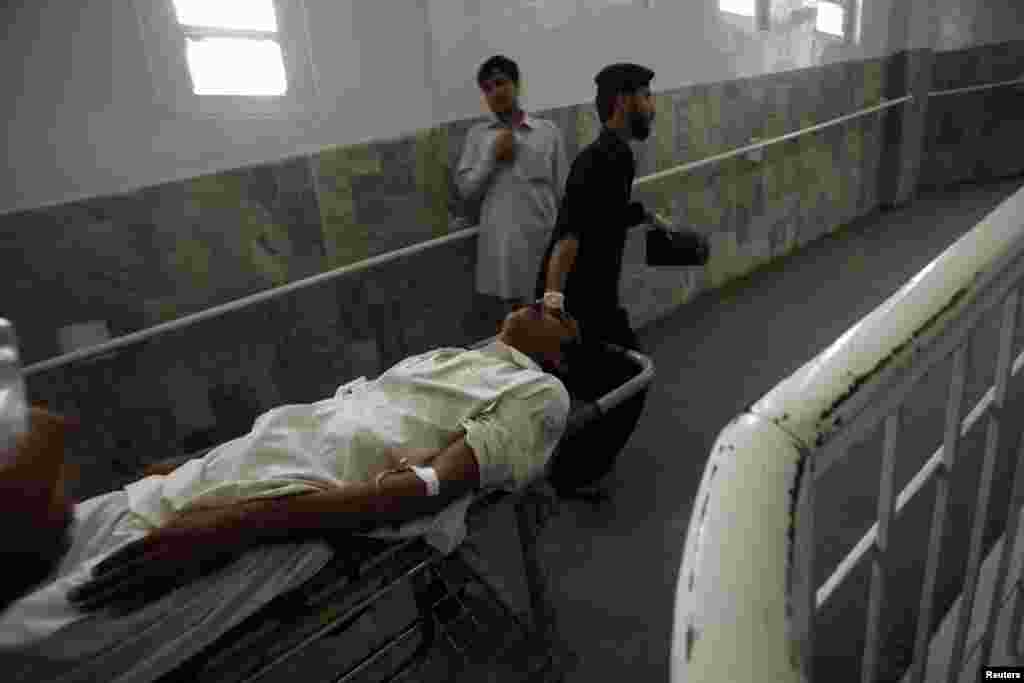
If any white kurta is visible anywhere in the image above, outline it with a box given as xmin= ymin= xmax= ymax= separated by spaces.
xmin=457 ymin=114 xmax=569 ymax=301
xmin=124 ymin=340 xmax=570 ymax=527
xmin=0 ymin=341 xmax=570 ymax=648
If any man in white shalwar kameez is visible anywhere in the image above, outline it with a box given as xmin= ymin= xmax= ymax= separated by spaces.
xmin=457 ymin=55 xmax=569 ymax=315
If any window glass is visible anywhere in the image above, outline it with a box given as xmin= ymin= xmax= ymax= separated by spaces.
xmin=172 ymin=0 xmax=278 ymax=31
xmin=185 ymin=37 xmax=287 ymax=96
xmin=719 ymin=0 xmax=756 ymax=17
xmin=816 ymin=1 xmax=845 ymax=36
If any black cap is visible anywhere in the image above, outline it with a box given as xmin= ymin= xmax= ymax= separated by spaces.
xmin=594 ymin=63 xmax=655 ymax=96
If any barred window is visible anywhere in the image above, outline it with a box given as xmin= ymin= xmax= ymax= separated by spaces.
xmin=171 ymin=0 xmax=287 ymax=96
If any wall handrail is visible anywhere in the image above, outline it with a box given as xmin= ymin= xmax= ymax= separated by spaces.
xmin=928 ymin=76 xmax=1024 ymax=98
xmin=24 ymin=226 xmax=479 ymax=376
xmin=22 ymin=95 xmax=912 ymax=377
xmin=634 ymin=95 xmax=912 ymax=187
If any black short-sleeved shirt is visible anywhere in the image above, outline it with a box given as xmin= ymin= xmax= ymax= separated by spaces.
xmin=535 ymin=126 xmax=648 ymax=317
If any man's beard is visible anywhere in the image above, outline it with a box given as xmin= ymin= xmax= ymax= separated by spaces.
xmin=630 ymin=109 xmax=654 ymax=141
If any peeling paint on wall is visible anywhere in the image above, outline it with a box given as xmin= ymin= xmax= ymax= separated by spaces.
xmin=654 ymin=92 xmax=676 ymax=174
xmin=687 ymin=92 xmax=712 ymax=160
xmin=143 ymin=297 xmax=181 ymax=325
xmin=313 ymin=144 xmax=382 ymax=269
xmin=706 ymin=230 xmax=741 ymax=289
xmin=817 ymin=284 xmax=973 ymax=426
xmin=168 ymin=235 xmax=212 ymax=291
xmin=243 ymin=206 xmax=290 ymax=287
xmin=862 ymin=60 xmax=884 ymax=107
xmin=414 ymin=126 xmax=452 ymax=239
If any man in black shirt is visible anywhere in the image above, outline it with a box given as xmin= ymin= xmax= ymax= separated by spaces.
xmin=534 ymin=63 xmax=660 ymax=499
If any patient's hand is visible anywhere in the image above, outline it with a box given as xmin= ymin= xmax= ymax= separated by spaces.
xmin=68 ymin=502 xmax=263 ymax=612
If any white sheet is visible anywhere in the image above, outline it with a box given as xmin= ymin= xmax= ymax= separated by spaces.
xmin=0 ymin=490 xmax=334 ymax=682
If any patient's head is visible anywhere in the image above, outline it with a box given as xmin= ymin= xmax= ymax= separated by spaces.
xmin=497 ymin=301 xmax=580 ymax=375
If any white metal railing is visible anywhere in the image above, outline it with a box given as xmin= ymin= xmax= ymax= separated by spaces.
xmin=21 ymin=96 xmax=911 ymax=377
xmin=671 ymin=183 xmax=1024 ymax=682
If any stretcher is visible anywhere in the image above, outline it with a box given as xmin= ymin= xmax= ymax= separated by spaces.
xmin=136 ymin=341 xmax=651 ymax=683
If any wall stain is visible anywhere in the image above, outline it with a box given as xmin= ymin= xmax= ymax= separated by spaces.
xmin=785 ymin=444 xmax=810 ymax=628
xmin=685 ymin=624 xmax=699 ymax=662
xmin=817 ymin=284 xmax=972 ymax=426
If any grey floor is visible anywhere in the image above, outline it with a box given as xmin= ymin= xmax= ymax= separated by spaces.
xmin=262 ymin=175 xmax=1024 ymax=682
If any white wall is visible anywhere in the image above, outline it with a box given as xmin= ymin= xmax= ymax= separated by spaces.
xmin=2 ymin=0 xmax=437 ymax=215
xmin=3 ymin=0 xmax=1019 ymax=216
xmin=422 ymin=0 xmax=906 ymax=123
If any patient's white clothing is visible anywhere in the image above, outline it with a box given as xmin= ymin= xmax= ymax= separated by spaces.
xmin=124 ymin=339 xmax=569 ymax=529
xmin=0 ymin=340 xmax=569 ymax=649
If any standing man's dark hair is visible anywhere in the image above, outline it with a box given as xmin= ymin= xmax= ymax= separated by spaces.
xmin=594 ymin=62 xmax=657 ymax=140
xmin=476 ymin=55 xmax=520 ymax=89
xmin=594 ymin=63 xmax=654 ymax=123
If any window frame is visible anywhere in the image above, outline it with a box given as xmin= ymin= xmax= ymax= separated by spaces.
xmin=717 ymin=0 xmax=771 ymax=32
xmin=135 ymin=0 xmax=319 ymax=120
xmin=813 ymin=0 xmax=859 ymax=45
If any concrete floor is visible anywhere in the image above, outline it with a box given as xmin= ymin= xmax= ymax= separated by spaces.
xmin=261 ymin=175 xmax=1024 ymax=682
xmin=535 ymin=175 xmax=1024 ymax=683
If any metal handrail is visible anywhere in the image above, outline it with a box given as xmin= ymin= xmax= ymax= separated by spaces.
xmin=634 ymin=95 xmax=912 ymax=186
xmin=22 ymin=96 xmax=912 ymax=377
xmin=671 ymin=182 xmax=1024 ymax=682
xmin=928 ymin=76 xmax=1024 ymax=98
xmin=23 ymin=225 xmax=478 ymax=376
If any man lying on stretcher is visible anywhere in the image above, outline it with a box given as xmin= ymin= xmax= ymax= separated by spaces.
xmin=1 ymin=302 xmax=577 ymax=638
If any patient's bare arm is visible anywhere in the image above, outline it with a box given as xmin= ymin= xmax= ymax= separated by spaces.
xmin=142 ymin=455 xmax=194 ymax=477
xmin=69 ymin=433 xmax=481 ymax=610
xmin=247 ymin=433 xmax=480 ymax=544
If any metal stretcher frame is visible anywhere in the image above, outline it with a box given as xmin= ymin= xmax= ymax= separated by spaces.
xmin=154 ymin=340 xmax=654 ymax=683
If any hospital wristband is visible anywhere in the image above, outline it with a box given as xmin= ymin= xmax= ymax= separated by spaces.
xmin=410 ymin=465 xmax=441 ymax=497
xmin=543 ymin=291 xmax=565 ymax=311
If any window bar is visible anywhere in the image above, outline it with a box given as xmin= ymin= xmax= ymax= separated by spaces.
xmin=979 ymin=427 xmax=1024 ymax=666
xmin=861 ymin=407 xmax=903 ymax=683
xmin=756 ymin=0 xmax=770 ymax=31
xmin=1011 ymin=575 xmax=1024 ymax=657
xmin=908 ymin=341 xmax=971 ymax=683
xmin=842 ymin=0 xmax=856 ymax=45
xmin=817 ymin=347 xmax=1024 ymax=610
xmin=800 ymin=453 xmax=818 ymax=681
xmin=180 ymin=25 xmax=278 ymax=41
xmin=946 ymin=288 xmax=1020 ymax=683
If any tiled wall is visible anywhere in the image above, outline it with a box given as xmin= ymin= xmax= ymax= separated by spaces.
xmin=919 ymin=39 xmax=1024 ymax=189
xmin=7 ymin=55 xmax=895 ymax=500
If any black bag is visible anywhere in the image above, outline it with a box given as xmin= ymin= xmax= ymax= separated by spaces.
xmin=646 ymin=226 xmax=710 ymax=267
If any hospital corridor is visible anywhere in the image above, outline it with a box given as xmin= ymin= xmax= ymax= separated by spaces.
xmin=3 ymin=1 xmax=1024 ymax=682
